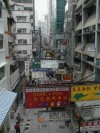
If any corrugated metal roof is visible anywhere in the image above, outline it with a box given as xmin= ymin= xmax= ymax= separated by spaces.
xmin=0 ymin=90 xmax=17 ymax=127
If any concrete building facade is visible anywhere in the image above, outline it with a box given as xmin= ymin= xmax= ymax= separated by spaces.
xmin=74 ymin=0 xmax=99 ymax=82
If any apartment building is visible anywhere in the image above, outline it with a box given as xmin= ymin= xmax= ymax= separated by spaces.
xmin=11 ymin=4 xmax=32 ymax=60
xmin=74 ymin=0 xmax=100 ymax=82
xmin=0 ymin=0 xmax=17 ymax=132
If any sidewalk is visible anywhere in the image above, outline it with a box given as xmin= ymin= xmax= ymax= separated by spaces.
xmin=9 ymin=104 xmax=74 ymax=133
xmin=9 ymin=103 xmax=29 ymax=133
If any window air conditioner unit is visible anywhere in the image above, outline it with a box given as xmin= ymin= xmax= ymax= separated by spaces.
xmin=17 ymin=16 xmax=21 ymax=20
xmin=75 ymin=64 xmax=80 ymax=71
xmin=89 ymin=26 xmax=95 ymax=32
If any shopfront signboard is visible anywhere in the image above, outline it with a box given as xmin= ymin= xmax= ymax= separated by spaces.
xmin=25 ymin=86 xmax=70 ymax=108
xmin=71 ymin=84 xmax=100 ymax=102
xmin=62 ymin=74 xmax=73 ymax=82
xmin=41 ymin=60 xmax=58 ymax=69
xmin=38 ymin=110 xmax=71 ymax=122
xmin=80 ymin=121 xmax=100 ymax=132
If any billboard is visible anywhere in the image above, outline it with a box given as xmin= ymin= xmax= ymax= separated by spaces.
xmin=38 ymin=110 xmax=71 ymax=122
xmin=71 ymin=84 xmax=100 ymax=102
xmin=25 ymin=86 xmax=70 ymax=108
xmin=41 ymin=60 xmax=58 ymax=69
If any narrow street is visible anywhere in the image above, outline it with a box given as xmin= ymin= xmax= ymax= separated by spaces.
xmin=9 ymin=104 xmax=73 ymax=133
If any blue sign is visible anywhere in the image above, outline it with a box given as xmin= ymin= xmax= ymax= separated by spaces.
xmin=33 ymin=68 xmax=52 ymax=72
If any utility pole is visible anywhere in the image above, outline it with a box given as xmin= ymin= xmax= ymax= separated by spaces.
xmin=39 ymin=27 xmax=41 ymax=56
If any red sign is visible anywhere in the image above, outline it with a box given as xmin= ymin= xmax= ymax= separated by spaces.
xmin=25 ymin=86 xmax=70 ymax=108
xmin=80 ymin=121 xmax=100 ymax=132
xmin=62 ymin=74 xmax=73 ymax=82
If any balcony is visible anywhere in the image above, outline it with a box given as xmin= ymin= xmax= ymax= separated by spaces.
xmin=10 ymin=68 xmax=20 ymax=90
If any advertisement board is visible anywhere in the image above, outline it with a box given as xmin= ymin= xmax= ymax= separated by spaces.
xmin=71 ymin=84 xmax=100 ymax=102
xmin=57 ymin=69 xmax=66 ymax=74
xmin=25 ymin=61 xmax=29 ymax=81
xmin=62 ymin=74 xmax=73 ymax=82
xmin=41 ymin=60 xmax=58 ymax=69
xmin=38 ymin=111 xmax=71 ymax=122
xmin=80 ymin=121 xmax=100 ymax=132
xmin=25 ymin=86 xmax=70 ymax=108
xmin=32 ymin=71 xmax=44 ymax=79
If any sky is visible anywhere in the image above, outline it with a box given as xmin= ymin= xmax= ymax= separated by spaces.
xmin=35 ymin=0 xmax=48 ymax=20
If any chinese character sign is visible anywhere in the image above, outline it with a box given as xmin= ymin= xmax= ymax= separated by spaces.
xmin=25 ymin=86 xmax=70 ymax=108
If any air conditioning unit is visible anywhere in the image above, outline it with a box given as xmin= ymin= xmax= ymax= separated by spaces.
xmin=17 ymin=16 xmax=21 ymax=20
xmin=89 ymin=26 xmax=95 ymax=32
xmin=75 ymin=64 xmax=81 ymax=71
xmin=75 ymin=52 xmax=80 ymax=57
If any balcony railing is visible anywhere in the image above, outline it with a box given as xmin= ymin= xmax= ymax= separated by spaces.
xmin=10 ymin=68 xmax=20 ymax=89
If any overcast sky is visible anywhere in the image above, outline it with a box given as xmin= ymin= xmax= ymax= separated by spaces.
xmin=35 ymin=0 xmax=48 ymax=20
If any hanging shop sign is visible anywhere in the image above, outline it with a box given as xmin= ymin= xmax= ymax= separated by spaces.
xmin=57 ymin=69 xmax=66 ymax=74
xmin=62 ymin=74 xmax=73 ymax=82
xmin=25 ymin=86 xmax=70 ymax=108
xmin=25 ymin=61 xmax=29 ymax=81
xmin=80 ymin=121 xmax=100 ymax=132
xmin=71 ymin=84 xmax=100 ymax=102
xmin=32 ymin=71 xmax=44 ymax=79
xmin=38 ymin=110 xmax=71 ymax=122
xmin=41 ymin=60 xmax=58 ymax=69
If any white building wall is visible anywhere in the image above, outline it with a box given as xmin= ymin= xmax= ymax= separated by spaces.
xmin=12 ymin=7 xmax=32 ymax=58
xmin=16 ymin=34 xmax=32 ymax=44
xmin=0 ymin=0 xmax=7 ymax=91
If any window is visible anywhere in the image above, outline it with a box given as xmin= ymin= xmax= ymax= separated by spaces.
xmin=0 ymin=34 xmax=3 ymax=49
xmin=0 ymin=66 xmax=5 ymax=81
xmin=17 ymin=16 xmax=26 ymax=22
xmin=24 ymin=7 xmax=32 ymax=11
xmin=17 ymin=28 xmax=26 ymax=33
xmin=23 ymin=50 xmax=27 ymax=54
xmin=0 ymin=2 xmax=2 ymax=18
xmin=18 ymin=39 xmax=27 ymax=44
xmin=18 ymin=51 xmax=22 ymax=54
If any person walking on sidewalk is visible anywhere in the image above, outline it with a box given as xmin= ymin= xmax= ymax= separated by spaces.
xmin=14 ymin=122 xmax=21 ymax=133
xmin=16 ymin=113 xmax=22 ymax=124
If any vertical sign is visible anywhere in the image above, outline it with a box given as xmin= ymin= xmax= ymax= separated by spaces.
xmin=25 ymin=61 xmax=29 ymax=81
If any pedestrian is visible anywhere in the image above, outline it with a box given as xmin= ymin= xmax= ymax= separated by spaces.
xmin=16 ymin=113 xmax=22 ymax=124
xmin=14 ymin=122 xmax=21 ymax=133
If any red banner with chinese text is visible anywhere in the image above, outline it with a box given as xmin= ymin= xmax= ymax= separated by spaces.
xmin=25 ymin=86 xmax=70 ymax=108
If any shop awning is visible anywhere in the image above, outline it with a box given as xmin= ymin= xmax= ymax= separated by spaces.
xmin=74 ymin=43 xmax=82 ymax=53
xmin=75 ymin=21 xmax=82 ymax=31
xmin=84 ymin=14 xmax=96 ymax=28
xmin=0 ymin=90 xmax=17 ymax=127
xmin=76 ymin=100 xmax=100 ymax=107
xmin=76 ymin=0 xmax=82 ymax=10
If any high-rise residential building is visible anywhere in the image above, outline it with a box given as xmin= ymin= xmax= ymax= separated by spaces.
xmin=9 ymin=0 xmax=35 ymax=35
xmin=73 ymin=0 xmax=100 ymax=82
xmin=0 ymin=0 xmax=17 ymax=132
xmin=47 ymin=0 xmax=52 ymax=41
xmin=54 ymin=0 xmax=66 ymax=34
